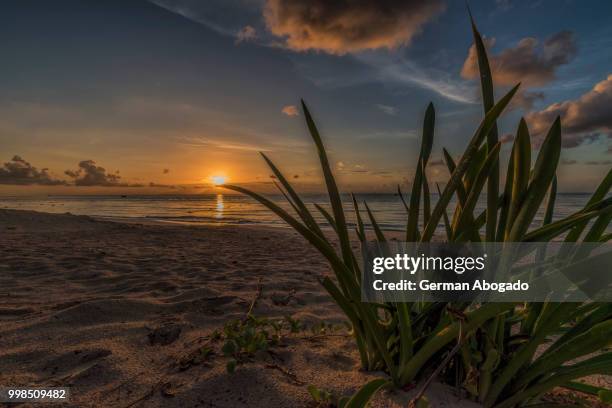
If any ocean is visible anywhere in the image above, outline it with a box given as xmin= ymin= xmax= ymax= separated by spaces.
xmin=0 ymin=193 xmax=597 ymax=234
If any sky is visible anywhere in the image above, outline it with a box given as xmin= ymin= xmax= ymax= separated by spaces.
xmin=0 ymin=0 xmax=611 ymax=195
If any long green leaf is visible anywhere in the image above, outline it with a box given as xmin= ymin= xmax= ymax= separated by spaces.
xmin=515 ymin=319 xmax=612 ymax=389
xmin=400 ymin=303 xmax=513 ymax=384
xmin=505 ymin=118 xmax=531 ymax=239
xmin=495 ymin=353 xmax=612 ymax=408
xmin=352 ymin=194 xmax=366 ymax=242
xmin=262 ymin=153 xmax=324 ymax=237
xmin=421 ymin=83 xmax=519 ymax=242
xmin=315 ymin=203 xmax=337 ymax=232
xmin=397 ymin=186 xmax=410 ymax=214
xmin=522 ymin=199 xmax=612 ymax=242
xmin=484 ymin=303 xmax=575 ymax=406
xmin=507 ymin=117 xmax=561 ymax=242
xmin=564 ymin=168 xmax=612 ymax=242
xmin=470 ymin=12 xmax=500 ymax=241
xmin=496 ymin=141 xmax=516 ymax=241
xmin=223 ymin=184 xmax=358 ymax=300
xmin=364 ymin=202 xmax=387 ymax=243
xmin=301 ymin=100 xmax=354 ymax=271
xmin=344 ymin=378 xmax=390 ymax=408
xmin=454 ymin=142 xmax=501 ymax=238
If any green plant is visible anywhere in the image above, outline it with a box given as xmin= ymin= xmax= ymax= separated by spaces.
xmin=221 ymin=315 xmax=289 ymax=373
xmin=285 ymin=315 xmax=304 ymax=333
xmin=307 ymin=384 xmax=335 ymax=407
xmin=307 ymin=379 xmax=389 ymax=408
xmin=224 ymin=89 xmax=517 ymax=386
xmin=224 ymin=14 xmax=612 ymax=407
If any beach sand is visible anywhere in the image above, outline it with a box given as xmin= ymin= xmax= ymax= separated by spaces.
xmin=0 ymin=209 xmax=602 ymax=407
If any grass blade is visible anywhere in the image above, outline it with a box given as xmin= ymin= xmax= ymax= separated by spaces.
xmin=352 ymin=194 xmax=366 ymax=242
xmin=507 ymin=117 xmax=561 ymax=242
xmin=302 ymin=100 xmax=354 ymax=270
xmin=397 ymin=186 xmax=410 ymax=214
xmin=344 ymin=378 xmax=390 ymax=408
xmin=565 ymin=168 xmax=612 ymax=242
xmin=454 ymin=142 xmax=501 ymax=239
xmin=262 ymin=153 xmax=324 ymax=237
xmin=223 ymin=184 xmax=358 ymax=300
xmin=470 ymin=12 xmax=500 ymax=241
xmin=421 ymin=83 xmax=519 ymax=242
xmin=315 ymin=203 xmax=337 ymax=232
xmin=364 ymin=202 xmax=387 ymax=243
xmin=505 ymin=118 xmax=531 ymax=239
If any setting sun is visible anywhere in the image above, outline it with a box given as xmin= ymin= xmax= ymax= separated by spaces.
xmin=211 ymin=175 xmax=227 ymax=186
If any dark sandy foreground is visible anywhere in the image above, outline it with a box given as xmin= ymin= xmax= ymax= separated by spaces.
xmin=0 ymin=209 xmax=603 ymax=407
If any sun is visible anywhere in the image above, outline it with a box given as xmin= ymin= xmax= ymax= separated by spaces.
xmin=211 ymin=175 xmax=227 ymax=186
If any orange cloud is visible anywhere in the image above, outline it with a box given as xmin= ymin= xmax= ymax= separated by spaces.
xmin=281 ymin=105 xmax=299 ymax=116
xmin=461 ymin=31 xmax=576 ymax=87
xmin=526 ymin=75 xmax=612 ymax=147
xmin=264 ymin=0 xmax=445 ymax=55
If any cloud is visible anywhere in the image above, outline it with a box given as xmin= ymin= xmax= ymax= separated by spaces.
xmin=335 ymin=161 xmax=371 ymax=174
xmin=525 ymin=74 xmax=612 ymax=147
xmin=341 ymin=54 xmax=477 ymax=104
xmin=235 ymin=25 xmax=256 ymax=44
xmin=148 ymin=0 xmax=259 ymax=38
xmin=163 ymin=168 xmax=170 ymax=174
xmin=281 ymin=105 xmax=299 ymax=116
xmin=427 ymin=159 xmax=445 ymax=167
xmin=495 ymin=0 xmax=513 ymax=11
xmin=0 ymin=156 xmax=67 ymax=185
xmin=149 ymin=181 xmax=177 ymax=189
xmin=65 ymin=160 xmax=138 ymax=187
xmin=561 ymin=158 xmax=577 ymax=165
xmin=263 ymin=0 xmax=445 ymax=55
xmin=376 ymin=104 xmax=398 ymax=116
xmin=461 ymin=31 xmax=577 ymax=87
xmin=510 ymin=90 xmax=545 ymax=110
xmin=177 ymin=136 xmax=272 ymax=152
xmin=585 ymin=159 xmax=612 ymax=166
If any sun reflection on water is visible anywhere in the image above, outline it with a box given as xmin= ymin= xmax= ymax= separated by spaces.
xmin=215 ymin=194 xmax=224 ymax=219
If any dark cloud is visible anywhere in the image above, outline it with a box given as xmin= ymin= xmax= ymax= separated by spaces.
xmin=376 ymin=104 xmax=398 ymax=115
xmin=235 ymin=25 xmax=256 ymax=44
xmin=495 ymin=0 xmax=513 ymax=11
xmin=560 ymin=133 xmax=601 ymax=148
xmin=0 ymin=156 xmax=67 ymax=185
xmin=65 ymin=160 xmax=139 ymax=187
xmin=428 ymin=159 xmax=445 ymax=167
xmin=585 ymin=160 xmax=612 ymax=166
xmin=526 ymin=75 xmax=612 ymax=148
xmin=264 ymin=0 xmax=445 ymax=54
xmin=461 ymin=31 xmax=576 ymax=87
xmin=371 ymin=171 xmax=393 ymax=176
xmin=510 ymin=90 xmax=545 ymax=110
xmin=149 ymin=182 xmax=177 ymax=189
